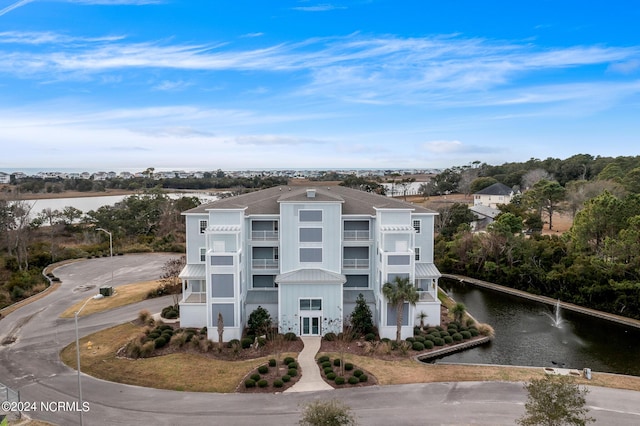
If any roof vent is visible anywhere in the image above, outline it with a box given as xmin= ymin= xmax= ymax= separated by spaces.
xmin=306 ymin=188 xmax=316 ymax=198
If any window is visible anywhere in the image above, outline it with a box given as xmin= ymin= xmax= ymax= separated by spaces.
xmin=211 ymin=256 xmax=233 ymax=266
xmin=414 ymin=247 xmax=420 ymax=261
xmin=200 ymin=247 xmax=206 ymax=262
xmin=300 ymin=248 xmax=322 ymax=262
xmin=211 ymin=274 xmax=234 ymax=297
xmin=300 ymin=210 xmax=322 ymax=222
xmin=253 ymin=275 xmax=276 ymax=289
xmin=199 ymin=220 xmax=208 ymax=234
xmin=299 ymin=227 xmax=322 ymax=242
xmin=386 ymin=302 xmax=409 ymax=326
xmin=300 ymin=299 xmax=322 ymax=310
xmin=344 ymin=275 xmax=369 ymax=288
xmin=212 ymin=304 xmax=234 ymax=327
xmin=388 ymin=255 xmax=411 ymax=265
xmin=413 ymin=219 xmax=421 ymax=234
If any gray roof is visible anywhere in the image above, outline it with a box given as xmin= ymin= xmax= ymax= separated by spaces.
xmin=415 ymin=262 xmax=441 ymax=278
xmin=469 ymin=205 xmax=501 ymax=219
xmin=184 ymin=185 xmax=437 ymax=216
xmin=474 ymin=182 xmax=513 ymax=196
xmin=179 ymin=263 xmax=205 ymax=279
xmin=275 ymin=268 xmax=346 ymax=284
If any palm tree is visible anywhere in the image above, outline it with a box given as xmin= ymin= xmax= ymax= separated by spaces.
xmin=382 ymin=276 xmax=419 ymax=343
xmin=451 ymin=302 xmax=466 ymax=324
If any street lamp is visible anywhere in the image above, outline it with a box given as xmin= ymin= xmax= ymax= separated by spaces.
xmin=95 ymin=227 xmax=113 ymax=286
xmin=74 ymin=296 xmax=92 ymax=426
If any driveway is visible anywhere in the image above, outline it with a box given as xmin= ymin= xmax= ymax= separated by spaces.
xmin=1 ymin=254 xmax=639 ymax=425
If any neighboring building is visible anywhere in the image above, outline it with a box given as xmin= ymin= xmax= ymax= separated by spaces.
xmin=179 ymin=185 xmax=441 ymax=342
xmin=0 ymin=172 xmax=10 ymax=184
xmin=473 ymin=182 xmax=515 ymax=208
xmin=470 ymin=205 xmax=501 ymax=232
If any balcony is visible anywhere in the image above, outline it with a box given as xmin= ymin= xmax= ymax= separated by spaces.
xmin=342 ymin=258 xmax=370 ymax=269
xmin=252 ymin=258 xmax=279 ymax=269
xmin=183 ymin=291 xmax=207 ymax=303
xmin=417 ymin=290 xmax=436 ymax=302
xmin=251 ymin=230 xmax=279 ymax=241
xmin=343 ymin=229 xmax=370 ymax=241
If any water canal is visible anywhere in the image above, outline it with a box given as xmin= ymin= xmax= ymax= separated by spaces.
xmin=436 ymin=278 xmax=640 ymax=376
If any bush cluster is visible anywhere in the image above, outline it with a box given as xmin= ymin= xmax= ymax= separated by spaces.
xmin=243 ymin=356 xmax=298 ymax=390
xmin=317 ymin=356 xmax=371 ymax=387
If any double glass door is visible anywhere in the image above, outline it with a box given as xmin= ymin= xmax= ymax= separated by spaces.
xmin=300 ymin=316 xmax=321 ymax=336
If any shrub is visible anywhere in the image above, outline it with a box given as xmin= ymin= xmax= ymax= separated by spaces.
xmin=412 ymin=341 xmax=425 ymax=351
xmin=344 ymin=363 xmax=353 ymax=371
xmin=288 ymin=368 xmax=298 ymax=377
xmin=161 ymin=305 xmax=179 ymax=319
xmin=269 ymin=358 xmax=277 ymax=367
xmin=452 ymin=333 xmax=463 ymax=341
xmin=257 ymin=379 xmax=268 ymax=388
xmin=170 ymin=333 xmax=187 ymax=348
xmin=350 ymin=292 xmax=374 ymax=335
xmin=447 ymin=328 xmax=458 ymax=335
xmin=148 ymin=332 xmax=160 ymax=339
xmin=321 ymin=361 xmax=332 ymax=369
xmin=326 ymin=372 xmax=337 ymax=380
xmin=288 ymin=362 xmax=298 ymax=369
xmin=138 ymin=309 xmax=153 ymax=325
xmin=443 ymin=336 xmax=453 ymax=344
xmin=324 ymin=332 xmax=337 ymax=341
xmin=257 ymin=337 xmax=267 ymax=347
xmin=364 ymin=333 xmax=376 ymax=342
xmin=461 ymin=331 xmax=472 ymax=340
xmin=273 ymin=379 xmax=284 ymax=388
xmin=227 ymin=339 xmax=240 ymax=348
xmin=439 ymin=330 xmax=450 ymax=337
xmin=317 ymin=355 xmax=330 ymax=363
xmin=380 ymin=337 xmax=391 ymax=343
xmin=140 ymin=341 xmax=155 ymax=358
xmin=477 ymin=323 xmax=495 ymax=337
xmin=299 ymin=399 xmax=357 ymax=426
xmin=424 ymin=340 xmax=434 ymax=349
xmin=434 ymin=337 xmax=444 ymax=346
xmin=258 ymin=365 xmax=269 ymax=374
xmin=250 ymin=373 xmax=261 ymax=381
xmin=199 ymin=327 xmax=207 ymax=335
xmin=247 ymin=306 xmax=272 ymax=337
xmin=284 ymin=332 xmax=297 ymax=341
xmin=244 ymin=379 xmax=256 ymax=388
xmin=353 ymin=370 xmax=363 ymax=377
xmin=348 ymin=376 xmax=360 ymax=385
xmin=469 ymin=328 xmax=479 ymax=337
xmin=282 ymin=375 xmax=291 ymax=382
xmin=283 ymin=356 xmax=295 ymax=365
xmin=154 ymin=336 xmax=167 ymax=349
xmin=334 ymin=376 xmax=345 ymax=385
xmin=241 ymin=337 xmax=253 ymax=349
xmin=414 ymin=335 xmax=426 ymax=343
xmin=333 ymin=359 xmax=341 ymax=367
xmin=125 ymin=341 xmax=142 ymax=358
xmin=435 ymin=325 xmax=444 ymax=331
xmin=359 ymin=374 xmax=368 ymax=382
xmin=405 ymin=337 xmax=415 ymax=343
xmin=323 ymin=367 xmax=334 ymax=375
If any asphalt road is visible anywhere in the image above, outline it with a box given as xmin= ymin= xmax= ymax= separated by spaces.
xmin=1 ymin=254 xmax=639 ymax=425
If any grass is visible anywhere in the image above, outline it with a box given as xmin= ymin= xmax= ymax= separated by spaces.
xmin=59 ymin=280 xmax=162 ymax=318
xmin=318 ymin=352 xmax=640 ymax=392
xmin=59 ymin=323 xmax=295 ymax=393
xmin=60 ymin=321 xmax=640 ymax=394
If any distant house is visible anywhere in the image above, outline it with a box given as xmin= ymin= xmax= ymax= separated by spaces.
xmin=469 ymin=205 xmax=501 ymax=232
xmin=0 ymin=172 xmax=10 ymax=184
xmin=179 ymin=185 xmax=442 ymax=341
xmin=473 ymin=182 xmax=515 ymax=208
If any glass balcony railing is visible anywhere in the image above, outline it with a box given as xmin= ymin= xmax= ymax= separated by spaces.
xmin=342 ymin=258 xmax=370 ymax=269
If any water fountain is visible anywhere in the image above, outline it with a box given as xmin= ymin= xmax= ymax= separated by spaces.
xmin=544 ymin=299 xmax=565 ymax=328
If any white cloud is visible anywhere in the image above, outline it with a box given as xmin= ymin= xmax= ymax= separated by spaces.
xmin=423 ymin=140 xmax=464 ymax=153
xmin=0 ymin=0 xmax=34 ymax=17
xmin=292 ymin=4 xmax=347 ymax=12
xmin=153 ymin=80 xmax=192 ymax=91
xmin=233 ymin=135 xmax=325 ymax=146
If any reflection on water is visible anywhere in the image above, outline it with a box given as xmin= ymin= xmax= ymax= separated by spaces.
xmin=437 ymin=279 xmax=640 ymax=376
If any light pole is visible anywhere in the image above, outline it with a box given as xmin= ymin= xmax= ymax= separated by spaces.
xmin=74 ymin=296 xmax=92 ymax=426
xmin=95 ymin=227 xmax=113 ymax=286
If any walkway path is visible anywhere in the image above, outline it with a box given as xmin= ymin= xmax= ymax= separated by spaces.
xmin=284 ymin=336 xmax=333 ymax=392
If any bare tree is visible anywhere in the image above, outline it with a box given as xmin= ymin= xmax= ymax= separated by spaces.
xmin=158 ymin=256 xmax=186 ymax=306
xmin=217 ymin=312 xmax=224 ymax=350
xmin=522 ymin=169 xmax=552 ymax=190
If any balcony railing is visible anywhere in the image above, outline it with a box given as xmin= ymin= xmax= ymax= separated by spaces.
xmin=183 ymin=291 xmax=206 ymax=303
xmin=417 ymin=290 xmax=436 ymax=302
xmin=252 ymin=259 xmax=279 ymax=269
xmin=251 ymin=230 xmax=279 ymax=241
xmin=343 ymin=230 xmax=370 ymax=241
xmin=342 ymin=258 xmax=370 ymax=269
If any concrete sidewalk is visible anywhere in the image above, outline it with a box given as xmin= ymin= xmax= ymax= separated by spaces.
xmin=284 ymin=336 xmax=333 ymax=393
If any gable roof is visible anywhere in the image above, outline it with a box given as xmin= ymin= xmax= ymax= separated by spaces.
xmin=474 ymin=182 xmax=513 ymax=196
xmin=183 ymin=185 xmax=437 ymax=216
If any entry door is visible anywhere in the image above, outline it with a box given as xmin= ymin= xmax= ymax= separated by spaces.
xmin=301 ymin=316 xmax=321 ymax=336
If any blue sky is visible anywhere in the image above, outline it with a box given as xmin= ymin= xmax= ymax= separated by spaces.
xmin=1 ymin=1 xmax=639 ymax=172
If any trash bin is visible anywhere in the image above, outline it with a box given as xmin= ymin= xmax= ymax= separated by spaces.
xmin=99 ymin=286 xmax=113 ymax=297
xmin=584 ymin=368 xmax=592 ymax=380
